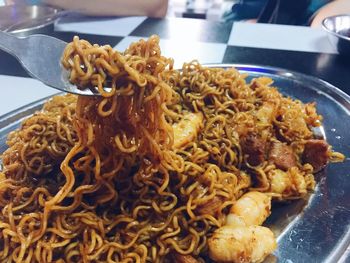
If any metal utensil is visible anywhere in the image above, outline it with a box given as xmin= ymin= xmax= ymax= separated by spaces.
xmin=322 ymin=15 xmax=350 ymax=56
xmin=0 ymin=5 xmax=60 ymax=35
xmin=0 ymin=31 xmax=98 ymax=96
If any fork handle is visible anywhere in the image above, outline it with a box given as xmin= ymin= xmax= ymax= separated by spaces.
xmin=0 ymin=31 xmax=24 ymax=59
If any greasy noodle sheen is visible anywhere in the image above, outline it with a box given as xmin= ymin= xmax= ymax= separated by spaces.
xmin=0 ymin=35 xmax=345 ymax=262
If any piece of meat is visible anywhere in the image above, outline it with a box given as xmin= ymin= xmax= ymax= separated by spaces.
xmin=269 ymin=141 xmax=297 ymax=171
xmin=172 ymin=253 xmax=198 ymax=263
xmin=240 ymin=133 xmax=266 ymax=166
xmin=302 ymin=139 xmax=329 ymax=172
xmin=172 ymin=112 xmax=203 ymax=149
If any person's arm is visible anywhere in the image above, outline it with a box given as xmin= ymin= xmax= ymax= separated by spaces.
xmin=42 ymin=0 xmax=168 ymax=18
xmin=311 ymin=0 xmax=350 ymax=27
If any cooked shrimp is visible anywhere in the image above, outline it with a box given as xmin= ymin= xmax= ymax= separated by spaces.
xmin=172 ymin=112 xmax=204 ymax=149
xmin=208 ymin=225 xmax=276 ymax=263
xmin=229 ymin=191 xmax=271 ymax=226
xmin=268 ymin=169 xmax=291 ymax=194
xmin=208 ymin=191 xmax=276 ymax=263
xmin=267 ymin=167 xmax=308 ymax=197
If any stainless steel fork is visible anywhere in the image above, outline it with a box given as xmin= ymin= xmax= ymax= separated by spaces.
xmin=0 ymin=31 xmax=97 ymax=96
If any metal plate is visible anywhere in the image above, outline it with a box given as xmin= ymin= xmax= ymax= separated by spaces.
xmin=0 ymin=64 xmax=349 ymax=263
xmin=0 ymin=5 xmax=61 ymax=35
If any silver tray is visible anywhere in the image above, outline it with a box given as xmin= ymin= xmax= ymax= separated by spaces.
xmin=0 ymin=64 xmax=349 ymax=263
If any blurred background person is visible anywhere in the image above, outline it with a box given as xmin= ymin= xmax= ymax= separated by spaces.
xmin=310 ymin=0 xmax=350 ymax=27
xmin=223 ymin=0 xmax=350 ymax=26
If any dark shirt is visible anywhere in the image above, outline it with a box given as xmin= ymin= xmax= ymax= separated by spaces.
xmin=225 ymin=0 xmax=332 ymax=25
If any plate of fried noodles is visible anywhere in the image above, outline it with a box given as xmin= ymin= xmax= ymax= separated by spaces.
xmin=0 ymin=35 xmax=349 ymax=263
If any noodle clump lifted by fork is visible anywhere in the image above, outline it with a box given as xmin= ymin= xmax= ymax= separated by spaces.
xmin=0 ymin=35 xmax=344 ymax=262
